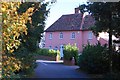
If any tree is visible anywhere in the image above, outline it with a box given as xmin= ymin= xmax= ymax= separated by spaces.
xmin=12 ymin=2 xmax=49 ymax=77
xmin=2 ymin=2 xmax=34 ymax=78
xmin=79 ymin=2 xmax=120 ymax=73
xmin=17 ymin=2 xmax=49 ymax=52
xmin=1 ymin=0 xmax=55 ymax=77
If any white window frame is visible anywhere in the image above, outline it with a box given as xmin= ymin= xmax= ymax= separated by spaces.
xmin=71 ymin=32 xmax=75 ymax=39
xmin=49 ymin=33 xmax=52 ymax=39
xmin=88 ymin=31 xmax=93 ymax=39
xmin=59 ymin=32 xmax=63 ymax=39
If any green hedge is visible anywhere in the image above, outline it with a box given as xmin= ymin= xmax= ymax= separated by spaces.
xmin=36 ymin=48 xmax=60 ymax=57
xmin=63 ymin=44 xmax=79 ymax=64
xmin=78 ymin=43 xmax=109 ymax=74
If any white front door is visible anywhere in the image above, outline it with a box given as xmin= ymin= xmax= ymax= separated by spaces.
xmin=60 ymin=45 xmax=64 ymax=58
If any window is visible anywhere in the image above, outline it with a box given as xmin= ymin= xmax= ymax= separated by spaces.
xmin=54 ymin=46 xmax=58 ymax=50
xmin=88 ymin=31 xmax=93 ymax=39
xmin=71 ymin=32 xmax=75 ymax=39
xmin=49 ymin=46 xmax=52 ymax=49
xmin=49 ymin=33 xmax=52 ymax=39
xmin=59 ymin=32 xmax=63 ymax=39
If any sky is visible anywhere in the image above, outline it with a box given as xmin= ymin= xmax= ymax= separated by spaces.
xmin=45 ymin=0 xmax=87 ymax=30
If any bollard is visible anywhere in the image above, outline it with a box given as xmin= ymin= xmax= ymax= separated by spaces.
xmin=71 ymin=57 xmax=75 ymax=65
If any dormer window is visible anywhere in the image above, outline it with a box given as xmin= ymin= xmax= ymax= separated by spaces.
xmin=59 ymin=32 xmax=63 ymax=39
xmin=49 ymin=33 xmax=52 ymax=39
xmin=71 ymin=32 xmax=75 ymax=39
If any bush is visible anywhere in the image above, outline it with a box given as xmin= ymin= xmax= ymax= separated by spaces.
xmin=36 ymin=48 xmax=59 ymax=57
xmin=63 ymin=44 xmax=79 ymax=64
xmin=78 ymin=43 xmax=109 ymax=74
xmin=112 ymin=51 xmax=120 ymax=72
xmin=103 ymin=72 xmax=120 ymax=80
xmin=13 ymin=46 xmax=37 ymax=78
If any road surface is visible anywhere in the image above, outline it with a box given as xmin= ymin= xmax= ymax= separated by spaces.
xmin=34 ymin=60 xmax=89 ymax=78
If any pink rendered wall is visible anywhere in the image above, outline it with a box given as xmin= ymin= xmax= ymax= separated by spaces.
xmin=45 ymin=30 xmax=98 ymax=52
xmin=45 ymin=31 xmax=82 ymax=51
xmin=99 ymin=37 xmax=108 ymax=45
xmin=82 ymin=31 xmax=98 ymax=46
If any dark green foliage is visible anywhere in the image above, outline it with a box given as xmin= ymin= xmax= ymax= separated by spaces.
xmin=103 ymin=51 xmax=120 ymax=79
xmin=13 ymin=2 xmax=49 ymax=77
xmin=79 ymin=2 xmax=120 ymax=37
xmin=63 ymin=44 xmax=79 ymax=64
xmin=17 ymin=2 xmax=35 ymax=14
xmin=79 ymin=2 xmax=120 ymax=73
xmin=78 ymin=43 xmax=109 ymax=74
xmin=14 ymin=45 xmax=37 ymax=77
xmin=18 ymin=2 xmax=49 ymax=52
xmin=103 ymin=72 xmax=120 ymax=80
xmin=36 ymin=49 xmax=59 ymax=57
xmin=112 ymin=51 xmax=120 ymax=72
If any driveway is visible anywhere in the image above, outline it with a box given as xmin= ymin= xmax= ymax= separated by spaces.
xmin=34 ymin=60 xmax=89 ymax=78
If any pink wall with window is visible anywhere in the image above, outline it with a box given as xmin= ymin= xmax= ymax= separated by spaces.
xmin=82 ymin=31 xmax=98 ymax=45
xmin=45 ymin=30 xmax=98 ymax=52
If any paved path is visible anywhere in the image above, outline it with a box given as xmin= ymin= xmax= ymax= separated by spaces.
xmin=34 ymin=60 xmax=89 ymax=78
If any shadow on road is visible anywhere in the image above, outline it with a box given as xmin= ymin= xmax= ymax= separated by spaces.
xmin=34 ymin=60 xmax=89 ymax=78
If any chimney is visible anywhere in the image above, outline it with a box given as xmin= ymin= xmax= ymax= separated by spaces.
xmin=75 ymin=7 xmax=79 ymax=14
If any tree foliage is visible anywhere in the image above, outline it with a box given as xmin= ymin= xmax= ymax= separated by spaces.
xmin=78 ymin=43 xmax=109 ymax=74
xmin=14 ymin=3 xmax=49 ymax=77
xmin=1 ymin=1 xmax=53 ymax=78
xmin=17 ymin=2 xmax=49 ymax=51
xmin=2 ymin=2 xmax=34 ymax=78
xmin=79 ymin=2 xmax=120 ymax=73
xmin=79 ymin=2 xmax=120 ymax=40
xmin=2 ymin=2 xmax=34 ymax=53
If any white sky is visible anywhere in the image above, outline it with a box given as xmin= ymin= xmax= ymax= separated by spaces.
xmin=45 ymin=0 xmax=87 ymax=30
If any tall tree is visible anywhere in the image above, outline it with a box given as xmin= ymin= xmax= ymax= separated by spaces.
xmin=79 ymin=2 xmax=120 ymax=73
xmin=1 ymin=2 xmax=34 ymax=78
xmin=12 ymin=2 xmax=49 ymax=77
xmin=17 ymin=2 xmax=49 ymax=51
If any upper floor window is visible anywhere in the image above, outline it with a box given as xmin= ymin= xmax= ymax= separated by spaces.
xmin=71 ymin=32 xmax=75 ymax=39
xmin=88 ymin=31 xmax=93 ymax=39
xmin=49 ymin=33 xmax=52 ymax=39
xmin=59 ymin=32 xmax=63 ymax=39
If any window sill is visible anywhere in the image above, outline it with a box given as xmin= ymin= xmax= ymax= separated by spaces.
xmin=59 ymin=38 xmax=63 ymax=39
xmin=70 ymin=38 xmax=75 ymax=40
xmin=88 ymin=38 xmax=92 ymax=40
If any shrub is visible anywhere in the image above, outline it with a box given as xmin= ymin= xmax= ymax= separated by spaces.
xmin=13 ymin=46 xmax=37 ymax=78
xmin=112 ymin=51 xmax=120 ymax=72
xmin=36 ymin=48 xmax=59 ymax=57
xmin=78 ymin=43 xmax=109 ymax=74
xmin=36 ymin=48 xmax=49 ymax=56
xmin=49 ymin=49 xmax=57 ymax=57
xmin=63 ymin=44 xmax=79 ymax=64
xmin=103 ymin=72 xmax=120 ymax=80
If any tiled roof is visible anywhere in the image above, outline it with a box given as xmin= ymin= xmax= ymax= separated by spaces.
xmin=45 ymin=13 xmax=95 ymax=32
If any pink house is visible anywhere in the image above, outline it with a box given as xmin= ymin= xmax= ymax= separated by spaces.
xmin=44 ymin=8 xmax=107 ymax=53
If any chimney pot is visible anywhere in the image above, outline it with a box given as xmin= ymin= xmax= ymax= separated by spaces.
xmin=75 ymin=7 xmax=79 ymax=14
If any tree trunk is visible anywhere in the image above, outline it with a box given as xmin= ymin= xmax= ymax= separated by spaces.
xmin=108 ymin=29 xmax=113 ymax=73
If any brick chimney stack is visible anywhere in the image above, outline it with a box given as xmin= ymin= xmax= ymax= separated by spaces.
xmin=75 ymin=7 xmax=80 ymax=14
